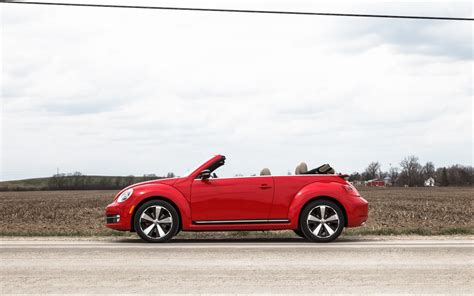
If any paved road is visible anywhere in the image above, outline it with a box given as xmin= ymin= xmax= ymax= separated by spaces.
xmin=1 ymin=238 xmax=473 ymax=294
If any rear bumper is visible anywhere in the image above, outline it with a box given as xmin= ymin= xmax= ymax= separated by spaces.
xmin=346 ymin=195 xmax=369 ymax=227
xmin=105 ymin=202 xmax=133 ymax=231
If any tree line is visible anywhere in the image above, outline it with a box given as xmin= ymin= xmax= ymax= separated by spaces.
xmin=349 ymin=155 xmax=473 ymax=187
xmin=0 ymin=172 xmax=177 ymax=191
xmin=1 ymin=156 xmax=472 ymax=191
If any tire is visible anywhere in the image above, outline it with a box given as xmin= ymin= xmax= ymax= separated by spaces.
xmin=299 ymin=200 xmax=345 ymax=243
xmin=293 ymin=228 xmax=305 ymax=238
xmin=134 ymin=200 xmax=180 ymax=243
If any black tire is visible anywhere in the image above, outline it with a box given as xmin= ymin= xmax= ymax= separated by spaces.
xmin=134 ymin=200 xmax=180 ymax=243
xmin=293 ymin=228 xmax=305 ymax=238
xmin=299 ymin=199 xmax=345 ymax=243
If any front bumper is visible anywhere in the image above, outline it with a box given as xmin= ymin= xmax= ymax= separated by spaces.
xmin=105 ymin=202 xmax=134 ymax=231
xmin=106 ymin=214 xmax=120 ymax=224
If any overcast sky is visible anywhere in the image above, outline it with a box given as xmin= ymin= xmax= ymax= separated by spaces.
xmin=1 ymin=0 xmax=473 ymax=180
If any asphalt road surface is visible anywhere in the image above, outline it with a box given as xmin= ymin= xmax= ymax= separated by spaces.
xmin=1 ymin=237 xmax=473 ymax=294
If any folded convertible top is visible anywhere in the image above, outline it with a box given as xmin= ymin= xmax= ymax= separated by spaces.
xmin=304 ymin=164 xmax=335 ymax=175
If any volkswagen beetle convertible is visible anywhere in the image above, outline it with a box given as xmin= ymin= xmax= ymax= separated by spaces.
xmin=105 ymin=155 xmax=368 ymax=242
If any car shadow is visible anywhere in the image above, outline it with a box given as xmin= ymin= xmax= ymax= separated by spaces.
xmin=114 ymin=236 xmax=367 ymax=244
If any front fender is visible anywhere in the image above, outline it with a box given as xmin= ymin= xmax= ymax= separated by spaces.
xmin=129 ymin=183 xmax=192 ymax=230
xmin=287 ymin=181 xmax=347 ymax=228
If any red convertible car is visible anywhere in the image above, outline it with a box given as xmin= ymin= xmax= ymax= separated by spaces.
xmin=105 ymin=155 xmax=368 ymax=242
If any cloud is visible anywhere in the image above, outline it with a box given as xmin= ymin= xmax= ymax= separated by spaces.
xmin=1 ymin=0 xmax=472 ymax=180
xmin=343 ymin=20 xmax=473 ymax=60
xmin=314 ymin=2 xmax=473 ymax=60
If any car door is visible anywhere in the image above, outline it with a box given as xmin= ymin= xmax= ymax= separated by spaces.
xmin=191 ymin=177 xmax=274 ymax=222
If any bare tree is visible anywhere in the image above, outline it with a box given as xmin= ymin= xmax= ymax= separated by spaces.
xmin=125 ymin=175 xmax=135 ymax=186
xmin=363 ymin=162 xmax=381 ymax=180
xmin=437 ymin=167 xmax=449 ymax=186
xmin=143 ymin=174 xmax=157 ymax=181
xmin=422 ymin=162 xmax=436 ymax=179
xmin=388 ymin=167 xmax=399 ymax=184
xmin=399 ymin=156 xmax=422 ymax=186
xmin=348 ymin=172 xmax=362 ymax=182
xmin=447 ymin=165 xmax=473 ymax=186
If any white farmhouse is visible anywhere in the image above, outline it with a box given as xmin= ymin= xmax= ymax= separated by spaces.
xmin=424 ymin=177 xmax=435 ymax=187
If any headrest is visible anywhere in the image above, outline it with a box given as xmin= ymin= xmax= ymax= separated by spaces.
xmin=295 ymin=162 xmax=308 ymax=175
xmin=260 ymin=168 xmax=271 ymax=176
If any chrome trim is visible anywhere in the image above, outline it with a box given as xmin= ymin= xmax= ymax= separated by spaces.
xmin=193 ymin=219 xmax=289 ymax=225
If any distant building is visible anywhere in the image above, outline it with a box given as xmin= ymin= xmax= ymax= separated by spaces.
xmin=366 ymin=179 xmax=386 ymax=187
xmin=383 ymin=176 xmax=392 ymax=186
xmin=352 ymin=180 xmax=364 ymax=186
xmin=424 ymin=177 xmax=435 ymax=187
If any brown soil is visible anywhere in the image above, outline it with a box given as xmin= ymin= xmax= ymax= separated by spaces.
xmin=0 ymin=187 xmax=472 ymax=236
xmin=349 ymin=186 xmax=473 ymax=235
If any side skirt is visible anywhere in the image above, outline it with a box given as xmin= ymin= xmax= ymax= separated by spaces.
xmin=192 ymin=219 xmax=289 ymax=225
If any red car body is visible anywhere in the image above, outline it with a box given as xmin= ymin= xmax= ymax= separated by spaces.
xmin=105 ymin=155 xmax=368 ymax=240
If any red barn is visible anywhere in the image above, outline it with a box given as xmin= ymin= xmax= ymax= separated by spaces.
xmin=366 ymin=179 xmax=385 ymax=187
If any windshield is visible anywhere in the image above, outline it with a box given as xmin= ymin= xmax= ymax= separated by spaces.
xmin=182 ymin=156 xmax=215 ymax=177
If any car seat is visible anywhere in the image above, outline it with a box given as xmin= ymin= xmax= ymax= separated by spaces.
xmin=295 ymin=162 xmax=308 ymax=175
xmin=260 ymin=168 xmax=271 ymax=176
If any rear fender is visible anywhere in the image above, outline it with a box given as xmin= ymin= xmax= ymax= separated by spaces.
xmin=130 ymin=183 xmax=192 ymax=230
xmin=288 ymin=181 xmax=347 ymax=228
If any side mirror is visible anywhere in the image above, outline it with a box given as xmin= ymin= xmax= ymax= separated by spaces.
xmin=199 ymin=169 xmax=211 ymax=180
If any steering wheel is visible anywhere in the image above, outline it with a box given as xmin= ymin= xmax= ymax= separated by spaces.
xmin=212 ymin=173 xmax=218 ymax=178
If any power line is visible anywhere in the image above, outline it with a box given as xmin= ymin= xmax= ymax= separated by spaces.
xmin=1 ymin=1 xmax=472 ymax=21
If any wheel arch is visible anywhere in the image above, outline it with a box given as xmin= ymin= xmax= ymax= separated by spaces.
xmin=130 ymin=196 xmax=183 ymax=232
xmin=288 ymin=181 xmax=349 ymax=229
xmin=299 ymin=196 xmax=348 ymax=227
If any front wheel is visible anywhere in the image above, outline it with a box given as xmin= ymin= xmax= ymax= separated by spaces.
xmin=299 ymin=200 xmax=345 ymax=242
xmin=134 ymin=200 xmax=180 ymax=243
xmin=293 ymin=228 xmax=305 ymax=238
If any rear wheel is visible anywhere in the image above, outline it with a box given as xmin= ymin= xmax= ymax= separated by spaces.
xmin=299 ymin=200 xmax=344 ymax=242
xmin=134 ymin=200 xmax=179 ymax=243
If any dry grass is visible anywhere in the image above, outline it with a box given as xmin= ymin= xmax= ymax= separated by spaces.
xmin=0 ymin=187 xmax=472 ymax=236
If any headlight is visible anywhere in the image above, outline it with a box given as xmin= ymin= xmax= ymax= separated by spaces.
xmin=117 ymin=188 xmax=133 ymax=203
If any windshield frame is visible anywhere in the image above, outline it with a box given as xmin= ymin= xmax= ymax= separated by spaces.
xmin=183 ymin=155 xmax=224 ymax=178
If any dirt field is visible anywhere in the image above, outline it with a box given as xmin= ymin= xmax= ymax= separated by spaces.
xmin=350 ymin=187 xmax=473 ymax=235
xmin=0 ymin=187 xmax=472 ymax=236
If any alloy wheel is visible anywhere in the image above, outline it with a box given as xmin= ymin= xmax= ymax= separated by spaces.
xmin=306 ymin=205 xmax=340 ymax=238
xmin=139 ymin=205 xmax=173 ymax=239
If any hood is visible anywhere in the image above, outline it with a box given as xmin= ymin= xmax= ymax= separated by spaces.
xmin=128 ymin=177 xmax=182 ymax=188
xmin=114 ymin=177 xmax=184 ymax=200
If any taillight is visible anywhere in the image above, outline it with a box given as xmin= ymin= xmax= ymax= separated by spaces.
xmin=343 ymin=184 xmax=353 ymax=191
xmin=343 ymin=183 xmax=360 ymax=196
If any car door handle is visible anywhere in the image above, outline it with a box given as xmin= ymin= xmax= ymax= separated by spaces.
xmin=259 ymin=184 xmax=272 ymax=189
